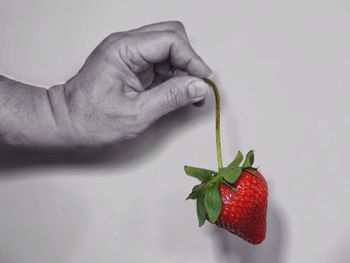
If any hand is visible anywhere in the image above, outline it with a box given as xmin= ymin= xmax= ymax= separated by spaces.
xmin=49 ymin=21 xmax=212 ymax=147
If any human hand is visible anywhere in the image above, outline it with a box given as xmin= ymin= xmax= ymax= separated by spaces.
xmin=49 ymin=21 xmax=212 ymax=147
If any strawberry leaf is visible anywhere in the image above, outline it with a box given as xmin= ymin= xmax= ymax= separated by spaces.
xmin=242 ymin=150 xmax=255 ymax=168
xmin=186 ymin=184 xmax=206 ymax=200
xmin=220 ymin=167 xmax=242 ymax=184
xmin=197 ymin=193 xmax=206 ymax=227
xmin=184 ymin=166 xmax=216 ymax=182
xmin=204 ymin=183 xmax=222 ymax=223
xmin=228 ymin=150 xmax=243 ymax=169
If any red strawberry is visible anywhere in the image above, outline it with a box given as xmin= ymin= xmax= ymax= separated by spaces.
xmin=216 ymin=168 xmax=268 ymax=244
xmin=184 ymin=79 xmax=268 ymax=245
xmin=185 ymin=151 xmax=268 ymax=245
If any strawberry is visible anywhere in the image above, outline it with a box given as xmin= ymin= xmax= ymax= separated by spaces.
xmin=216 ymin=167 xmax=268 ymax=244
xmin=184 ymin=79 xmax=268 ymax=245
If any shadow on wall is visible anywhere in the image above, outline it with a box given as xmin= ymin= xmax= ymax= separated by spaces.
xmin=0 ymin=103 xmax=211 ymax=175
xmin=210 ymin=201 xmax=288 ymax=263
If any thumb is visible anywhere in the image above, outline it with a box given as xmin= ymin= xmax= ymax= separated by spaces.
xmin=137 ymin=76 xmax=209 ymax=122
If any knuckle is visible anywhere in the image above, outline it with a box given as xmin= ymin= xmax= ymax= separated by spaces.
xmin=162 ymin=29 xmax=183 ymax=45
xmin=166 ymin=85 xmax=183 ymax=108
xmin=96 ymin=32 xmax=125 ymax=55
xmin=163 ymin=29 xmax=178 ymax=39
xmin=102 ymin=32 xmax=128 ymax=50
xmin=169 ymin=20 xmax=185 ymax=31
xmin=108 ymin=31 xmax=128 ymax=41
xmin=98 ymin=32 xmax=134 ymax=62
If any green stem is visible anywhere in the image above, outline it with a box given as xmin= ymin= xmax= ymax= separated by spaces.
xmin=203 ymin=78 xmax=223 ymax=170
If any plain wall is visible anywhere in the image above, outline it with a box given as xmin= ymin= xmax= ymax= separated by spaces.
xmin=1 ymin=0 xmax=350 ymax=262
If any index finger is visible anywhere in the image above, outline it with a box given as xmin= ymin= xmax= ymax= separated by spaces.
xmin=130 ymin=21 xmax=191 ymax=43
xmin=118 ymin=30 xmax=212 ymax=78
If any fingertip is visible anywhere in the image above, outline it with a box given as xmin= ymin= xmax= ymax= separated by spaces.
xmin=191 ymin=57 xmax=213 ymax=78
xmin=203 ymin=64 xmax=213 ymax=78
xmin=187 ymin=79 xmax=209 ymax=102
xmin=207 ymin=71 xmax=215 ymax=80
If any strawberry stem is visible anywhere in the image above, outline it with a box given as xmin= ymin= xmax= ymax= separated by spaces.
xmin=203 ymin=78 xmax=223 ymax=170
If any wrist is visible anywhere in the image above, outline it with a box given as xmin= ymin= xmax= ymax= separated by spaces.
xmin=47 ymin=84 xmax=81 ymax=148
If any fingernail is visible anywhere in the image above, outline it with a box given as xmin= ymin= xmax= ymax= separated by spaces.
xmin=188 ymin=80 xmax=208 ymax=102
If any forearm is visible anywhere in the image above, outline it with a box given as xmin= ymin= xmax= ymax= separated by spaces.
xmin=0 ymin=75 xmax=72 ymax=148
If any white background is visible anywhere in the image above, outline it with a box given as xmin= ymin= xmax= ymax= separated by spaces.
xmin=1 ymin=0 xmax=350 ymax=262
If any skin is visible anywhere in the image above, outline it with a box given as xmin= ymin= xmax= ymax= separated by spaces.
xmin=0 ymin=21 xmax=212 ymax=149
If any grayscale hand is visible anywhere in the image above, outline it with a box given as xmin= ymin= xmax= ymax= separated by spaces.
xmin=0 ymin=21 xmax=212 ymax=148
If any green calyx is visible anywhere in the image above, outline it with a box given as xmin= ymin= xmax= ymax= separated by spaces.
xmin=185 ymin=150 xmax=256 ymax=226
